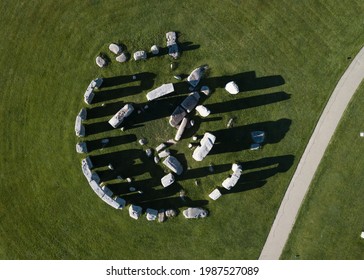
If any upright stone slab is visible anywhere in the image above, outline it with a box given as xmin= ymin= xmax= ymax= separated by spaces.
xmin=162 ymin=156 xmax=183 ymax=175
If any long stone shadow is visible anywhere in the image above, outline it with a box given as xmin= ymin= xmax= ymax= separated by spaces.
xmin=220 ymin=154 xmax=295 ymax=195
xmin=148 ymin=41 xmax=200 ymax=58
xmin=127 ymin=95 xmax=187 ymax=126
xmin=85 ymin=102 xmax=141 ymax=135
xmin=208 ymin=91 xmax=291 ymax=114
xmin=173 ymin=71 xmax=285 ymax=94
xmin=86 ymin=100 xmax=125 ymax=120
xmin=84 ymin=120 xmax=115 ymax=136
xmin=209 ymin=118 xmax=292 ymax=155
xmin=181 ymin=116 xmax=223 ymax=140
xmin=85 ymin=134 xmax=137 ymax=152
xmin=92 ymin=72 xmax=156 ymax=103
xmin=136 ymin=197 xmax=209 ymax=212
xmin=179 ymin=163 xmax=232 ymax=181
xmin=89 ymin=149 xmax=141 ymax=169
xmin=117 ymin=180 xmax=208 ymax=212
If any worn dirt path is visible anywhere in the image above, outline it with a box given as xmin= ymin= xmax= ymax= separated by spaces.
xmin=259 ymin=46 xmax=364 ymax=260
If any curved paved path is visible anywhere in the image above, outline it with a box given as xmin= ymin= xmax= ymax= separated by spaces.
xmin=259 ymin=46 xmax=364 ymax=260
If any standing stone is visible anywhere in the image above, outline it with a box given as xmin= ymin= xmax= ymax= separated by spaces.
xmin=145 ymin=149 xmax=152 ymax=157
xmin=225 ymin=81 xmax=239 ymax=94
xmin=116 ymin=52 xmax=128 ymax=63
xmin=96 ymin=56 xmax=107 ymax=68
xmin=151 ymin=45 xmax=160 ymax=55
xmin=158 ymin=209 xmax=166 ymax=223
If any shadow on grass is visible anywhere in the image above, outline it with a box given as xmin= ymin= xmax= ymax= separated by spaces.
xmin=90 ymin=149 xmax=142 ymax=169
xmin=210 ymin=118 xmax=292 ymax=155
xmin=90 ymin=147 xmax=208 ymax=211
xmin=92 ymin=72 xmax=156 ymax=103
xmin=110 ymin=179 xmax=208 ymax=211
xmin=220 ymin=154 xmax=295 ymax=195
xmin=86 ymin=100 xmax=125 ymax=119
xmin=85 ymin=103 xmax=142 ymax=136
xmin=85 ymin=134 xmax=137 ymax=152
xmin=173 ymin=71 xmax=285 ymax=94
xmin=208 ymin=91 xmax=290 ymax=114
xmin=179 ymin=163 xmax=232 ymax=181
xmin=147 ymin=41 xmax=200 ymax=59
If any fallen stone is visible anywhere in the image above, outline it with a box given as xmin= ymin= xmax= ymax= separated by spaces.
xmin=183 ymin=207 xmax=208 ymax=219
xmin=146 ymin=83 xmax=174 ymax=101
xmin=169 ymin=105 xmax=187 ymax=127
xmin=209 ymin=189 xmax=222 ymax=200
xmin=108 ymin=104 xmax=134 ymax=128
xmin=175 ymin=117 xmax=188 ymax=141
xmin=180 ymin=92 xmax=200 ymax=113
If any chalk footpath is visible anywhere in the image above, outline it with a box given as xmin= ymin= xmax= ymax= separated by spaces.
xmin=259 ymin=46 xmax=364 ymax=260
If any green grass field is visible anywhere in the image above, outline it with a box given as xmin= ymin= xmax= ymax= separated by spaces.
xmin=282 ymin=81 xmax=364 ymax=260
xmin=0 ymin=0 xmax=363 ymax=259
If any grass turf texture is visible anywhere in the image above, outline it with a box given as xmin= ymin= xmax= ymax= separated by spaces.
xmin=0 ymin=0 xmax=363 ymax=259
xmin=281 ymin=81 xmax=364 ymax=260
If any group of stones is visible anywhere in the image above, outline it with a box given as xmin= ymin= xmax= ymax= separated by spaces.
xmin=95 ymin=31 xmax=180 ymax=68
xmin=75 ymin=31 xmax=266 ymax=222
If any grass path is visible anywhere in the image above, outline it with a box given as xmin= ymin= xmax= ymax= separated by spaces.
xmin=259 ymin=46 xmax=364 ymax=260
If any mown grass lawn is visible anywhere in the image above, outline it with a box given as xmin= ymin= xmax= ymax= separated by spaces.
xmin=0 ymin=0 xmax=363 ymax=259
xmin=282 ymin=82 xmax=364 ymax=260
